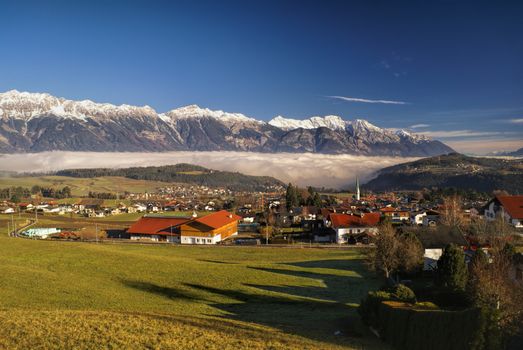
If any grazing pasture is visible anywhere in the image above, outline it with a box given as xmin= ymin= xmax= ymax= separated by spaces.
xmin=0 ymin=226 xmax=386 ymax=349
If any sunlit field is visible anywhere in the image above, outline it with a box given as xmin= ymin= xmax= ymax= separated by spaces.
xmin=0 ymin=223 xmax=386 ymax=349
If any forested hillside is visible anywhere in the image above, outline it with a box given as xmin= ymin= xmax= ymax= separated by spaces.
xmin=54 ymin=164 xmax=284 ymax=192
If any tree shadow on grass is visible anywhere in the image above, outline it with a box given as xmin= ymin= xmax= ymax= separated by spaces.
xmin=198 ymin=259 xmax=238 ymax=265
xmin=246 ymin=265 xmax=371 ymax=304
xmin=122 ymin=280 xmax=198 ymax=301
xmin=122 ymin=258 xmax=384 ymax=348
xmin=181 ymin=282 xmax=377 ymax=347
xmin=284 ymin=258 xmax=370 ymax=274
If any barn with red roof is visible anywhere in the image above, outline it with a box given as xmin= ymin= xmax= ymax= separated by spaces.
xmin=126 ymin=210 xmax=241 ymax=244
xmin=127 ymin=216 xmax=192 ymax=242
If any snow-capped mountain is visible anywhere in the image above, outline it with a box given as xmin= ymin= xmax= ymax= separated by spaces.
xmin=269 ymin=115 xmax=347 ymax=131
xmin=0 ymin=90 xmax=453 ymax=156
xmin=0 ymin=90 xmax=156 ymax=121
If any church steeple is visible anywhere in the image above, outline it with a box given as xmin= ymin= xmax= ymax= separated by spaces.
xmin=356 ymin=177 xmax=360 ymax=201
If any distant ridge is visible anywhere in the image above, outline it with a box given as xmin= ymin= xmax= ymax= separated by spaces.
xmin=0 ymin=90 xmax=453 ymax=156
xmin=53 ymin=163 xmax=284 ymax=192
xmin=364 ymin=153 xmax=523 ymax=193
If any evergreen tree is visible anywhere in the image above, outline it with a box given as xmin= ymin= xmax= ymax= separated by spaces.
xmin=435 ymin=243 xmax=468 ymax=291
xmin=285 ymin=183 xmax=298 ymax=210
xmin=312 ymin=192 xmax=322 ymax=208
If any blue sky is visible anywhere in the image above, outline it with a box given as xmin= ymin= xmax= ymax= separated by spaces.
xmin=1 ymin=0 xmax=522 ymax=154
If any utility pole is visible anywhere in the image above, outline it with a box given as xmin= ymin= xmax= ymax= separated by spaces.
xmin=7 ymin=222 xmax=10 ymax=237
xmin=11 ymin=214 xmax=15 ymax=236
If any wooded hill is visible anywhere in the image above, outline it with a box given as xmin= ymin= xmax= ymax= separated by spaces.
xmin=53 ymin=164 xmax=284 ymax=192
xmin=364 ymin=153 xmax=523 ymax=193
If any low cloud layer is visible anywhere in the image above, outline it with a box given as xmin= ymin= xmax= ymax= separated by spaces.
xmin=0 ymin=152 xmax=418 ymax=189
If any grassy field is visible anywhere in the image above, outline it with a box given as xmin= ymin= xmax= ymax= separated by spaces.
xmin=0 ymin=220 xmax=386 ymax=349
xmin=0 ymin=175 xmax=173 ymax=196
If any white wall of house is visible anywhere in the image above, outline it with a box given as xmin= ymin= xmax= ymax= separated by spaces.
xmin=130 ymin=234 xmax=160 ymax=241
xmin=412 ymin=213 xmax=426 ymax=226
xmin=181 ymin=235 xmax=218 ymax=245
xmin=484 ymin=201 xmax=497 ymax=221
xmin=181 ymin=231 xmax=238 ymax=245
xmin=484 ymin=201 xmax=522 ymax=228
xmin=335 ymin=227 xmax=378 ymax=243
xmin=423 ymin=248 xmax=443 ymax=271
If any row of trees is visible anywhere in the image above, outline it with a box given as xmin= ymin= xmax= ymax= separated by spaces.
xmin=0 ymin=185 xmax=72 ymax=202
xmin=88 ymin=191 xmax=117 ymax=199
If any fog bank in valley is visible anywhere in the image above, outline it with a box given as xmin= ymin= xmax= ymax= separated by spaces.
xmin=0 ymin=152 xmax=418 ymax=189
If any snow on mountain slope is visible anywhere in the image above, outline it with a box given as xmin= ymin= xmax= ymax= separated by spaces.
xmin=0 ymin=90 xmax=453 ymax=156
xmin=0 ymin=90 xmax=156 ymax=121
xmin=269 ymin=115 xmax=346 ymax=130
xmin=162 ymin=104 xmax=261 ymax=125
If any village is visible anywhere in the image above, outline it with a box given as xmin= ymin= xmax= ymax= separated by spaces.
xmin=1 ymin=180 xmax=522 ymax=275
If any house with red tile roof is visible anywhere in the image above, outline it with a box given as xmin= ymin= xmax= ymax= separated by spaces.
xmin=326 ymin=212 xmax=381 ymax=244
xmin=379 ymin=206 xmax=410 ymax=224
xmin=127 ymin=216 xmax=192 ymax=242
xmin=180 ymin=210 xmax=242 ymax=244
xmin=484 ymin=195 xmax=523 ymax=228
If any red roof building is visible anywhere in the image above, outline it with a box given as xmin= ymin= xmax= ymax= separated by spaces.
xmin=181 ymin=210 xmax=241 ymax=244
xmin=327 ymin=212 xmax=381 ymax=244
xmin=125 ymin=210 xmax=241 ymax=244
xmin=329 ymin=212 xmax=381 ymax=228
xmin=127 ymin=216 xmax=192 ymax=242
xmin=485 ymin=195 xmax=523 ymax=228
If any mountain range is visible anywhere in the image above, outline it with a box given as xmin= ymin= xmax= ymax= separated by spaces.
xmin=0 ymin=90 xmax=453 ymax=156
xmin=364 ymin=153 xmax=523 ymax=193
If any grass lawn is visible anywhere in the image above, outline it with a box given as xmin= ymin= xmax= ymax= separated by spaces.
xmin=0 ymin=223 xmax=386 ymax=349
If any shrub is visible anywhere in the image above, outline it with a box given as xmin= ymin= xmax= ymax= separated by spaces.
xmin=359 ymin=284 xmax=417 ymax=327
xmin=390 ymin=284 xmax=416 ymax=303
xmin=377 ymin=302 xmax=485 ymax=350
xmin=414 ymin=301 xmax=439 ymax=310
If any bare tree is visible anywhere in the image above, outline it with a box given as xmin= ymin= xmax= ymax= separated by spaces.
xmin=369 ymin=222 xmax=423 ymax=281
xmin=439 ymin=195 xmax=464 ymax=229
xmin=468 ymin=246 xmax=523 ymax=338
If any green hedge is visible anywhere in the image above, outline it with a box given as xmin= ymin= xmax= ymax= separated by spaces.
xmin=377 ymin=301 xmax=484 ymax=350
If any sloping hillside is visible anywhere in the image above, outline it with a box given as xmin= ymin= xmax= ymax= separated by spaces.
xmin=364 ymin=153 xmax=523 ymax=193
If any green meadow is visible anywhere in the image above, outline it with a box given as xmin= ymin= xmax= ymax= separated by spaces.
xmin=0 ymin=221 xmax=386 ymax=349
